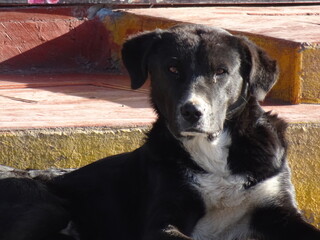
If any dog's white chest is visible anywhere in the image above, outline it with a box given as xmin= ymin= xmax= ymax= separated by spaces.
xmin=183 ymin=132 xmax=251 ymax=239
xmin=190 ymin=174 xmax=251 ymax=240
xmin=183 ymin=132 xmax=246 ymax=207
xmin=182 ymin=132 xmax=285 ymax=239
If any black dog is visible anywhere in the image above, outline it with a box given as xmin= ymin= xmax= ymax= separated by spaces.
xmin=1 ymin=24 xmax=320 ymax=240
xmin=0 ymin=166 xmax=74 ymax=240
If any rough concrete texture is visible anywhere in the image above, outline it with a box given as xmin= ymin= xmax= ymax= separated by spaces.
xmin=0 ymin=124 xmax=319 ymax=227
xmin=287 ymin=124 xmax=320 ymax=228
xmin=0 ymin=127 xmax=148 ymax=169
xmin=301 ymin=45 xmax=320 ymax=103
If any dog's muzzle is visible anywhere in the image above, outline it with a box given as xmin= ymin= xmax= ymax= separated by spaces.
xmin=180 ymin=102 xmax=203 ymax=125
xmin=179 ymin=102 xmax=222 ymax=141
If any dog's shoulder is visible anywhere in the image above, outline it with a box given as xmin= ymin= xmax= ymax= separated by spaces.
xmin=51 ymin=150 xmax=142 ymax=191
xmin=228 ymin=98 xmax=288 ymax=180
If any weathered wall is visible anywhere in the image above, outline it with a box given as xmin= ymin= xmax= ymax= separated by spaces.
xmin=0 ymin=7 xmax=114 ymax=74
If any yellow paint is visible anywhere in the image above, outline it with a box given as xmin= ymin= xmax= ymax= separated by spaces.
xmin=0 ymin=127 xmax=148 ymax=169
xmin=301 ymin=45 xmax=320 ymax=104
xmin=102 ymin=13 xmax=177 ymax=46
xmin=287 ymin=124 xmax=320 ymax=228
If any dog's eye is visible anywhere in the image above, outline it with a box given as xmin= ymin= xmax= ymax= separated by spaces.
xmin=215 ymin=68 xmax=227 ymax=76
xmin=168 ymin=66 xmax=179 ymax=75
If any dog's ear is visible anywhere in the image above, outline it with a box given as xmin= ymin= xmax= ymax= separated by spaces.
xmin=239 ymin=37 xmax=279 ymax=101
xmin=121 ymin=30 xmax=161 ymax=90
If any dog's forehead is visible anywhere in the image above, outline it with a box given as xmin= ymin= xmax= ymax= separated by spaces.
xmin=154 ymin=26 xmax=241 ymax=69
xmin=169 ymin=24 xmax=232 ymax=37
xmin=158 ymin=26 xmax=239 ymax=57
xmin=171 ymin=25 xmax=232 ymax=43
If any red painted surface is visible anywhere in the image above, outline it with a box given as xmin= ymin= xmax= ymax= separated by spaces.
xmin=0 ymin=7 xmax=115 ymax=74
xmin=0 ymin=73 xmax=318 ymax=130
xmin=125 ymin=6 xmax=320 ymax=43
xmin=0 ymin=74 xmax=153 ymax=129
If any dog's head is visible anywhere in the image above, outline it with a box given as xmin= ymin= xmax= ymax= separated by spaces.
xmin=122 ymin=24 xmax=278 ymax=141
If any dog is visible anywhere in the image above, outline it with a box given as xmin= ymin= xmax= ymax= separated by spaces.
xmin=0 ymin=24 xmax=319 ymax=240
xmin=0 ymin=166 xmax=74 ymax=240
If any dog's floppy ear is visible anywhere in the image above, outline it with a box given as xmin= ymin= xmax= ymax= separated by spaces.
xmin=121 ymin=30 xmax=161 ymax=90
xmin=239 ymin=37 xmax=279 ymax=101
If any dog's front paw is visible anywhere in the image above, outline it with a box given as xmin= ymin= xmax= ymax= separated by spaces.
xmin=163 ymin=225 xmax=193 ymax=240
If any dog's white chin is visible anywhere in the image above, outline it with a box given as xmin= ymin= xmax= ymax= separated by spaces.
xmin=181 ymin=130 xmax=221 ymax=142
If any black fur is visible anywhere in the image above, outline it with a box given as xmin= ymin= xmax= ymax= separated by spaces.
xmin=0 ymin=177 xmax=72 ymax=240
xmin=228 ymin=98 xmax=288 ymax=183
xmin=0 ymin=24 xmax=319 ymax=240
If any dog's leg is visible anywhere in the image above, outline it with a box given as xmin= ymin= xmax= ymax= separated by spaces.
xmin=251 ymin=206 xmax=320 ymax=240
xmin=0 ymin=178 xmax=73 ymax=240
xmin=162 ymin=225 xmax=193 ymax=240
xmin=143 ymin=225 xmax=193 ymax=240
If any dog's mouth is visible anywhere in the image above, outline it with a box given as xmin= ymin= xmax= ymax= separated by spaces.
xmin=180 ymin=129 xmax=221 ymax=142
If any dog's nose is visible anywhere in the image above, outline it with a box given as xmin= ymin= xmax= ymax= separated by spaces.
xmin=180 ymin=102 xmax=203 ymax=124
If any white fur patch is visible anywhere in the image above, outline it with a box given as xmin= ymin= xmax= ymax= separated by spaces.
xmin=255 ymin=88 xmax=267 ymax=101
xmin=182 ymin=131 xmax=231 ymax=175
xmin=190 ymin=175 xmax=283 ymax=240
xmin=182 ymin=132 xmax=284 ymax=240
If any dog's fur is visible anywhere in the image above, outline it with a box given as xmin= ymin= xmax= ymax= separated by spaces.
xmin=0 ymin=24 xmax=319 ymax=240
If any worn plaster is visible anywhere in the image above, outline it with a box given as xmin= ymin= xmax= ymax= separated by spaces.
xmin=0 ymin=127 xmax=148 ymax=169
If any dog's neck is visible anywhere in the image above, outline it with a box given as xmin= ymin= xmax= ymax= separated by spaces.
xmin=145 ymin=118 xmax=205 ymax=172
xmin=146 ymin=98 xmax=287 ymax=190
xmin=226 ymin=81 xmax=250 ymax=120
xmin=144 ymin=98 xmax=253 ymax=173
xmin=181 ymin=131 xmax=231 ymax=175
xmin=226 ymin=98 xmax=288 ymax=183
